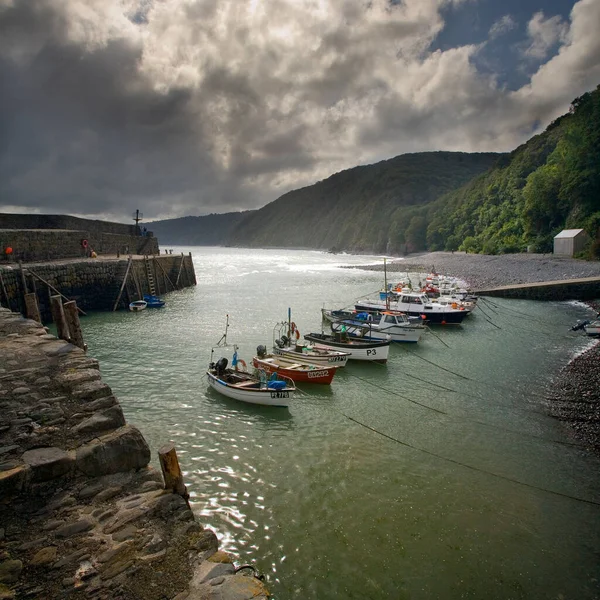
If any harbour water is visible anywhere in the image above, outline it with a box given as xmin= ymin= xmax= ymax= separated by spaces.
xmin=80 ymin=247 xmax=600 ymax=599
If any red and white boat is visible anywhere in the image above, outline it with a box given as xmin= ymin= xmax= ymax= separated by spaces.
xmin=252 ymin=347 xmax=339 ymax=384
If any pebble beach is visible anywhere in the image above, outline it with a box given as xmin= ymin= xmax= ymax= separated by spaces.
xmin=360 ymin=251 xmax=600 ymax=454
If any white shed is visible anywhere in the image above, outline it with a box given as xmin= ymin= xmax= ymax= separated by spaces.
xmin=553 ymin=229 xmax=590 ymax=257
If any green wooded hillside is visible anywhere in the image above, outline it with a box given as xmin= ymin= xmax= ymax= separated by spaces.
xmin=148 ymin=212 xmax=253 ymax=246
xmin=426 ymin=84 xmax=600 ymax=255
xmin=228 ymin=152 xmax=500 ymax=253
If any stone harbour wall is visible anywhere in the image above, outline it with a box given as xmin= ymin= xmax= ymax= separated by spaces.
xmin=0 ymin=229 xmax=158 ymax=262
xmin=0 ymin=255 xmax=196 ymax=323
xmin=0 ymin=308 xmax=269 ymax=599
xmin=0 ymin=214 xmax=139 ymax=237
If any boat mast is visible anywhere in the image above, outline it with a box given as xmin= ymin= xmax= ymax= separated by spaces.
xmin=217 ymin=314 xmax=230 ymax=346
xmin=288 ymin=307 xmax=291 ymax=339
xmin=384 ymin=257 xmax=389 ymax=310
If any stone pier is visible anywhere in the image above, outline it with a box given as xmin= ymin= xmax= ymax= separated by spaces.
xmin=0 ymin=309 xmax=268 ymax=599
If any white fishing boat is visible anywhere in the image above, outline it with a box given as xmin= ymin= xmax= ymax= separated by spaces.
xmin=325 ymin=310 xmax=425 ymax=343
xmin=129 ymin=300 xmax=147 ymax=312
xmin=272 ymin=318 xmax=350 ymax=367
xmin=207 ymin=317 xmax=296 ymax=407
xmin=355 ymin=291 xmax=469 ymax=324
xmin=303 ymin=331 xmax=391 ymax=362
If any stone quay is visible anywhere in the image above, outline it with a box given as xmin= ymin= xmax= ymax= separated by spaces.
xmin=0 ymin=308 xmax=269 ymax=599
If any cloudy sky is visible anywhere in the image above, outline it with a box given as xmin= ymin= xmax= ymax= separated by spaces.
xmin=1 ymin=0 xmax=599 ymax=223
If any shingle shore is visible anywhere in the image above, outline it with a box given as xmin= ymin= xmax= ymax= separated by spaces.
xmin=358 ymin=251 xmax=600 ymax=455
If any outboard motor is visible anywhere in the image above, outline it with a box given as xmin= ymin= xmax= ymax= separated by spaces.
xmin=215 ymin=357 xmax=228 ymax=376
xmin=280 ymin=335 xmax=289 ymax=346
xmin=274 ymin=338 xmax=284 ymax=348
xmin=257 ymin=345 xmax=267 ymax=358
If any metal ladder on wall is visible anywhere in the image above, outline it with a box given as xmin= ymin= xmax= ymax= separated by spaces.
xmin=144 ymin=256 xmax=156 ymax=296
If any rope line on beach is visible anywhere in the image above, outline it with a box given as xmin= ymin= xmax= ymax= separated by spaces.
xmin=341 ymin=413 xmax=600 ymax=507
xmin=344 ymin=367 xmax=578 ymax=448
xmin=474 ymin=302 xmax=502 ymax=329
xmin=407 ymin=350 xmax=552 ymax=402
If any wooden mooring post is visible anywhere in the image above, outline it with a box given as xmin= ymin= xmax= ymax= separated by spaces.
xmin=113 ymin=256 xmax=133 ymax=311
xmin=24 ymin=293 xmax=42 ymax=323
xmin=188 ymin=252 xmax=197 ymax=285
xmin=63 ymin=300 xmax=86 ymax=350
xmin=50 ymin=295 xmax=70 ymax=342
xmin=158 ymin=443 xmax=190 ymax=505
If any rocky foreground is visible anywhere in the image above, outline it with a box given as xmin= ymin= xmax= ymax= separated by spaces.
xmin=361 ymin=251 xmax=600 ymax=455
xmin=0 ymin=308 xmax=268 ymax=599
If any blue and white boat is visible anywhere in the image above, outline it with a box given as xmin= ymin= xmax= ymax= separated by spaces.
xmin=143 ymin=294 xmax=165 ymax=308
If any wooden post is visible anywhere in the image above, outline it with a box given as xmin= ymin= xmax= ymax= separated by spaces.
xmin=113 ymin=257 xmax=133 ymax=311
xmin=18 ymin=261 xmax=28 ymax=294
xmin=50 ymin=295 xmax=70 ymax=341
xmin=0 ymin=271 xmax=11 ymax=310
xmin=155 ymin=258 xmax=175 ymax=291
xmin=175 ymin=253 xmax=185 ymax=288
xmin=24 ymin=293 xmax=41 ymax=323
xmin=153 ymin=257 xmax=160 ymax=295
xmin=158 ymin=444 xmax=190 ymax=504
xmin=132 ymin=265 xmax=143 ymax=299
xmin=188 ymin=252 xmax=197 ymax=285
xmin=27 ymin=268 xmax=86 ymax=315
xmin=63 ymin=301 xmax=85 ymax=350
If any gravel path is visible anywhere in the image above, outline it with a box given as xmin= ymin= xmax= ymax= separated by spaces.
xmin=360 ymin=252 xmax=600 ymax=456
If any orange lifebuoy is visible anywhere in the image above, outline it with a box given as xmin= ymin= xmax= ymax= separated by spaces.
xmin=81 ymin=239 xmax=89 ymax=249
xmin=290 ymin=322 xmax=297 ymax=334
xmin=295 ymin=329 xmax=300 ymax=340
xmin=237 ymin=359 xmax=247 ymax=372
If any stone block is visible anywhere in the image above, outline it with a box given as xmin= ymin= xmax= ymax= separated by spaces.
xmin=72 ymin=406 xmax=125 ymax=436
xmin=75 ymin=426 xmax=150 ymax=477
xmin=22 ymin=447 xmax=74 ymax=482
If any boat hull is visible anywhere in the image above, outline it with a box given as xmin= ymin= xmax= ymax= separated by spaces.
xmin=129 ymin=301 xmax=147 ymax=312
xmin=354 ymin=302 xmax=467 ymax=324
xmin=207 ymin=371 xmax=293 ymax=407
xmin=303 ymin=333 xmax=390 ymax=362
xmin=252 ymin=356 xmax=337 ymax=384
xmin=272 ymin=346 xmax=349 ymax=367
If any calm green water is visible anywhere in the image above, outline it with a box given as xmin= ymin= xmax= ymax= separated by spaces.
xmin=80 ymin=247 xmax=600 ymax=599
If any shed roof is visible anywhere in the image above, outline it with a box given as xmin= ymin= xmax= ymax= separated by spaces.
xmin=554 ymin=229 xmax=585 ymax=239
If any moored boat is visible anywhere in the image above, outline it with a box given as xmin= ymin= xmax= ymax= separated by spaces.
xmin=322 ymin=308 xmax=425 ymax=342
xmin=355 ymin=291 xmax=468 ymax=324
xmin=129 ymin=300 xmax=147 ymax=312
xmin=143 ymin=294 xmax=165 ymax=308
xmin=303 ymin=331 xmax=391 ymax=362
xmin=252 ymin=346 xmax=339 ymax=384
xmin=207 ymin=316 xmax=296 ymax=407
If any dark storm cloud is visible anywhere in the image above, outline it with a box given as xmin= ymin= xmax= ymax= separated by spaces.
xmin=0 ymin=0 xmax=599 ymax=220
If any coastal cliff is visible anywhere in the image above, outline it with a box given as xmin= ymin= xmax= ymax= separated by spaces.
xmin=0 ymin=308 xmax=269 ymax=599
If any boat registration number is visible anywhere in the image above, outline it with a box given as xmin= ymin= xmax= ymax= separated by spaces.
xmin=308 ymin=370 xmax=328 ymax=378
xmin=270 ymin=391 xmax=290 ymax=399
xmin=366 ymin=349 xmax=377 ymax=356
xmin=328 ymin=356 xmax=345 ymax=363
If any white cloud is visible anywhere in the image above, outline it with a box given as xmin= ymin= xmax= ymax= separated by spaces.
xmin=523 ymin=10 xmax=568 ymax=59
xmin=489 ymin=14 xmax=517 ymax=39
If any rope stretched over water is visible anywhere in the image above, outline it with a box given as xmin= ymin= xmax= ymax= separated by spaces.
xmin=342 ymin=412 xmax=600 ymax=507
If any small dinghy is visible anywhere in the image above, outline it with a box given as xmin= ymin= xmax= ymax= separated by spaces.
xmin=129 ymin=300 xmax=147 ymax=312
xmin=143 ymin=294 xmax=165 ymax=308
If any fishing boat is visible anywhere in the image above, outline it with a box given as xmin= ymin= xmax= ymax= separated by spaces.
xmin=129 ymin=300 xmax=147 ymax=312
xmin=207 ymin=317 xmax=296 ymax=407
xmin=143 ymin=294 xmax=165 ymax=308
xmin=272 ymin=318 xmax=350 ymax=367
xmin=252 ymin=346 xmax=339 ymax=384
xmin=303 ymin=331 xmax=391 ymax=362
xmin=327 ymin=311 xmax=425 ymax=343
xmin=355 ymin=291 xmax=469 ymax=324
